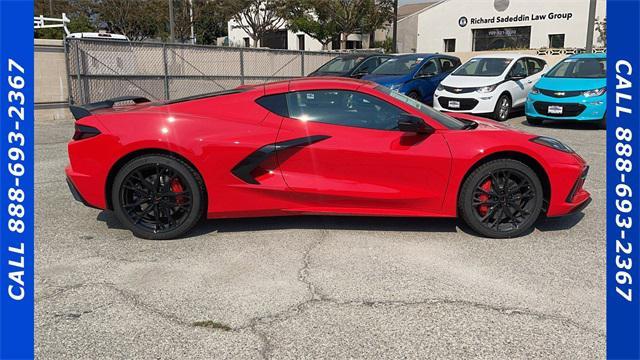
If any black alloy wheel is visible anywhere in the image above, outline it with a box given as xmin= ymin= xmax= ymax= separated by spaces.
xmin=112 ymin=154 xmax=205 ymax=240
xmin=459 ymin=159 xmax=543 ymax=238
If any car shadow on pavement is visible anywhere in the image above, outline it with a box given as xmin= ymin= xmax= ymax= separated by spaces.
xmin=517 ymin=119 xmax=603 ymax=131
xmin=96 ymin=209 xmax=587 ymax=240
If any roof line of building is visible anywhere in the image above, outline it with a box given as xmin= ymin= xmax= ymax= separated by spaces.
xmin=397 ymin=0 xmax=451 ymax=23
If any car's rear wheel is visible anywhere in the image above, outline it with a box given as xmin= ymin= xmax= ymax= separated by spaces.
xmin=112 ymin=154 xmax=205 ymax=240
xmin=526 ymin=116 xmax=543 ymax=126
xmin=492 ymin=94 xmax=511 ymax=122
xmin=459 ymin=159 xmax=543 ymax=238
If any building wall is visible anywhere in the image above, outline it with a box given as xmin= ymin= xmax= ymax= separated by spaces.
xmin=34 ymin=39 xmax=71 ymax=121
xmin=414 ymin=0 xmax=606 ymax=53
xmin=397 ymin=14 xmax=419 ymax=53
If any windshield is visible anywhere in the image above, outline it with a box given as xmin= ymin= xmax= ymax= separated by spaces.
xmin=375 ymin=86 xmax=467 ymax=130
xmin=316 ymin=56 xmax=365 ymax=73
xmin=452 ymin=58 xmax=512 ymax=77
xmin=371 ymin=57 xmax=424 ymax=76
xmin=545 ymin=58 xmax=606 ymax=78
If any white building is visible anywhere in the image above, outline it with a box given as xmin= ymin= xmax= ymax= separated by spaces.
xmin=227 ymin=17 xmax=368 ymax=51
xmin=397 ymin=0 xmax=606 ymax=53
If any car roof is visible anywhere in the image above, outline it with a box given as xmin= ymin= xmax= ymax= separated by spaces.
xmin=569 ymin=53 xmax=606 ymax=59
xmin=469 ymin=53 xmax=543 ymax=60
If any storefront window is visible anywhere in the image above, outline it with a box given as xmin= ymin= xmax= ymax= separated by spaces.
xmin=472 ymin=26 xmax=531 ymax=51
xmin=548 ymin=34 xmax=565 ymax=48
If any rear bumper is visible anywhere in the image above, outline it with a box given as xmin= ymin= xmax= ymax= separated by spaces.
xmin=65 ymin=165 xmax=105 ymax=209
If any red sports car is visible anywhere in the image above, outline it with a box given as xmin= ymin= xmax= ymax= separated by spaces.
xmin=66 ymin=77 xmax=591 ymax=240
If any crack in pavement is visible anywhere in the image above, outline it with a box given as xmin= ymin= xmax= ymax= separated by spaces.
xmin=38 ymin=229 xmax=604 ymax=359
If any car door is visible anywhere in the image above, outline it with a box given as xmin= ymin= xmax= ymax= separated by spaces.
xmin=506 ymin=58 xmax=529 ymax=106
xmin=524 ymin=57 xmax=547 ymax=91
xmin=412 ymin=58 xmax=442 ymax=104
xmin=272 ymin=88 xmax=452 ymax=214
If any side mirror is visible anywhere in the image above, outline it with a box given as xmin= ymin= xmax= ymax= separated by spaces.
xmin=415 ymin=72 xmax=436 ymax=79
xmin=397 ymin=114 xmax=434 ymax=134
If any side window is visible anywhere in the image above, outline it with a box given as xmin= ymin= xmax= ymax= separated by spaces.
xmin=285 ymin=90 xmax=404 ymax=131
xmin=526 ymin=58 xmax=545 ymax=76
xmin=417 ymin=59 xmax=440 ymax=77
xmin=439 ymin=58 xmax=457 ymax=73
xmin=256 ymin=94 xmax=288 ymax=117
xmin=355 ymin=57 xmax=379 ymax=74
xmin=509 ymin=59 xmax=528 ymax=77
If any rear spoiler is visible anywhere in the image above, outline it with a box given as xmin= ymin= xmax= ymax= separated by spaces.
xmin=69 ymin=96 xmax=151 ymax=120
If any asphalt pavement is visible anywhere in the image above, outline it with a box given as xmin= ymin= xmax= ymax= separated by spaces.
xmin=35 ymin=115 xmax=606 ymax=359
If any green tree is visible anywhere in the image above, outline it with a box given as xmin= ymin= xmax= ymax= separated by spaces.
xmin=324 ymin=0 xmax=393 ymax=49
xmin=283 ymin=0 xmax=340 ymax=50
xmin=193 ymin=0 xmax=229 ymax=45
xmin=218 ymin=0 xmax=288 ymax=47
xmin=97 ymin=0 xmax=167 ymax=41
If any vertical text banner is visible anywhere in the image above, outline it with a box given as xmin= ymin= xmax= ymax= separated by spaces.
xmin=0 ymin=0 xmax=35 ymax=359
xmin=607 ymin=0 xmax=640 ymax=359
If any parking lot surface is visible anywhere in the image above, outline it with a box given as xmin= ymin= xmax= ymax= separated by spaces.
xmin=36 ymin=115 xmax=605 ymax=359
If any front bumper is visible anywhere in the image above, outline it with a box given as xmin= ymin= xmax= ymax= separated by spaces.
xmin=547 ymin=164 xmax=592 ymax=217
xmin=433 ymin=90 xmax=497 ymax=114
xmin=525 ymin=93 xmax=606 ymax=121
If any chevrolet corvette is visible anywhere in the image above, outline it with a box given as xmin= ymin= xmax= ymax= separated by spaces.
xmin=66 ymin=77 xmax=591 ymax=240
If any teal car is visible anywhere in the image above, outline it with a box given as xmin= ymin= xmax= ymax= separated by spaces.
xmin=525 ymin=53 xmax=606 ymax=128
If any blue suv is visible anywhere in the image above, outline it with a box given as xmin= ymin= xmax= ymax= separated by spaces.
xmin=526 ymin=53 xmax=606 ymax=128
xmin=362 ymin=54 xmax=461 ymax=104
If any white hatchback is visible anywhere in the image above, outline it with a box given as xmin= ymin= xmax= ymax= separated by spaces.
xmin=433 ymin=54 xmax=548 ymax=121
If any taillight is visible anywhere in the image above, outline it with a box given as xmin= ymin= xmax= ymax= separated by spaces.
xmin=73 ymin=125 xmax=101 ymax=140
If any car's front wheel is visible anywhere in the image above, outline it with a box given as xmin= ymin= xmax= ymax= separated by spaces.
xmin=111 ymin=154 xmax=205 ymax=240
xmin=492 ymin=94 xmax=511 ymax=122
xmin=458 ymin=159 xmax=544 ymax=238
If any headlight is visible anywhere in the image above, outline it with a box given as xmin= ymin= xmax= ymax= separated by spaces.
xmin=530 ymin=87 xmax=540 ymax=95
xmin=583 ymin=87 xmax=606 ymax=97
xmin=437 ymin=84 xmax=444 ymax=91
xmin=530 ymin=136 xmax=574 ymax=153
xmin=389 ymin=83 xmax=402 ymax=91
xmin=476 ymin=84 xmax=498 ymax=93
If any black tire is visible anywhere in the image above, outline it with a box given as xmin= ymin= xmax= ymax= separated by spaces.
xmin=526 ymin=116 xmax=543 ymax=126
xmin=458 ymin=159 xmax=544 ymax=238
xmin=111 ymin=154 xmax=205 ymax=240
xmin=407 ymin=91 xmax=420 ymax=101
xmin=492 ymin=94 xmax=511 ymax=122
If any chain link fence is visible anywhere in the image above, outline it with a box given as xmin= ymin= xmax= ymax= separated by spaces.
xmin=66 ymin=38 xmax=368 ymax=105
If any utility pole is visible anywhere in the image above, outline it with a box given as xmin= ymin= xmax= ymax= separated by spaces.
xmin=392 ymin=0 xmax=398 ymax=53
xmin=169 ymin=0 xmax=175 ymax=43
xmin=189 ymin=0 xmax=195 ymax=44
xmin=586 ymin=0 xmax=597 ymax=51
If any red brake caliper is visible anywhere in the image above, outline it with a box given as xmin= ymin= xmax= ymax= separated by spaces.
xmin=170 ymin=178 xmax=186 ymax=205
xmin=478 ymin=179 xmax=492 ymax=216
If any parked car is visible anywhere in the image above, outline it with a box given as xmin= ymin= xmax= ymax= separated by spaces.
xmin=308 ymin=54 xmax=393 ymax=78
xmin=433 ymin=54 xmax=548 ymax=121
xmin=361 ymin=54 xmax=461 ymax=104
xmin=67 ymin=77 xmax=590 ymax=240
xmin=525 ymin=53 xmax=606 ymax=128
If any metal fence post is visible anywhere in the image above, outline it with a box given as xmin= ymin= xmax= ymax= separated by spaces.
xmin=301 ymin=51 xmax=305 ymax=76
xmin=239 ymin=47 xmax=245 ymax=85
xmin=162 ymin=44 xmax=170 ymax=100
xmin=74 ymin=41 xmax=85 ymax=104
xmin=63 ymin=39 xmax=73 ymax=105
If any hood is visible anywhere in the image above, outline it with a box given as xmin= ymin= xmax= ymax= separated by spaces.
xmin=448 ymin=112 xmax=530 ymax=134
xmin=361 ymin=74 xmax=410 ymax=87
xmin=534 ymin=76 xmax=606 ymax=91
xmin=441 ymin=74 xmax=504 ymax=88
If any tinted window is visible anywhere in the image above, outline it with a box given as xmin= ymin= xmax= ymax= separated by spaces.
xmin=371 ymin=56 xmax=425 ymax=75
xmin=315 ymin=56 xmax=365 ymax=73
xmin=545 ymin=58 xmax=606 ymax=78
xmin=417 ymin=59 xmax=440 ymax=77
xmin=285 ymin=90 xmax=404 ymax=130
xmin=439 ymin=58 xmax=457 ymax=73
xmin=354 ymin=57 xmax=380 ymax=74
xmin=375 ymin=86 xmax=466 ymax=130
xmin=509 ymin=59 xmax=528 ymax=77
xmin=256 ymin=94 xmax=288 ymax=117
xmin=452 ymin=58 xmax=513 ymax=77
xmin=526 ymin=58 xmax=545 ymax=76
